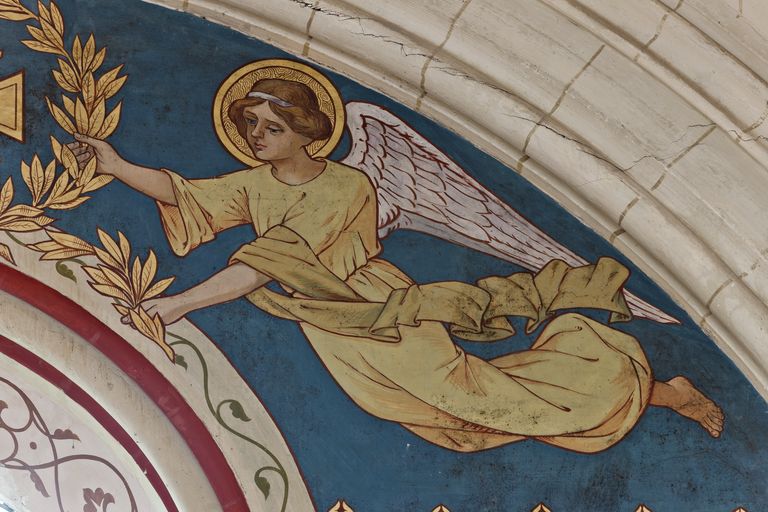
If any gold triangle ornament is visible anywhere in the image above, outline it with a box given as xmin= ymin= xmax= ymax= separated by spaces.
xmin=635 ymin=505 xmax=653 ymax=512
xmin=0 ymin=69 xmax=24 ymax=142
xmin=328 ymin=500 xmax=354 ymax=512
xmin=431 ymin=506 xmax=451 ymax=512
xmin=531 ymin=504 xmax=552 ymax=512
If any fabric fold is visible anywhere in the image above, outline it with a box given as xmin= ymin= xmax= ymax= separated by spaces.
xmin=230 ymin=225 xmax=634 ymax=343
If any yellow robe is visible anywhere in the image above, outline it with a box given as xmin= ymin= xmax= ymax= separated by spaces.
xmin=157 ymin=161 xmax=653 ymax=453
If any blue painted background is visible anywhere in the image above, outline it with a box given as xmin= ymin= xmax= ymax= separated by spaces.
xmin=1 ymin=1 xmax=766 ymax=510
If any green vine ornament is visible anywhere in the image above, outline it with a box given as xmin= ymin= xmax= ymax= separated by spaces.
xmin=168 ymin=332 xmax=290 ymax=511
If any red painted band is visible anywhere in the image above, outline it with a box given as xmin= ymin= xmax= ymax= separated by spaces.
xmin=0 ymin=262 xmax=249 ymax=511
xmin=0 ymin=334 xmax=179 ymax=511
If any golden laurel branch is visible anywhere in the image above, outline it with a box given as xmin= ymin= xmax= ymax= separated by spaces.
xmin=0 ymin=1 xmax=176 ymax=360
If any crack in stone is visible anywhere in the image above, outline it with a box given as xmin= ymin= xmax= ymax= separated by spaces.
xmin=633 ymin=0 xmax=684 ymax=62
xmin=351 ymin=21 xmax=436 ymax=60
xmin=288 ymin=0 xmax=370 ymax=22
xmin=728 ymin=129 xmax=768 ymax=143
xmin=522 ymin=45 xmax=605 ymax=153
xmin=416 ymin=0 xmax=473 ymax=110
xmin=744 ymin=101 xmax=768 ymax=133
xmin=650 ymin=124 xmax=717 ymax=191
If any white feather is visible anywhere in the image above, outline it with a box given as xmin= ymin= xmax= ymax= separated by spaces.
xmin=341 ymin=101 xmax=679 ymax=324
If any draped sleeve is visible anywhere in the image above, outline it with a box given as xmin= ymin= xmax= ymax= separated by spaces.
xmin=156 ymin=168 xmax=255 ymax=256
xmin=230 ymin=163 xmax=381 ymax=281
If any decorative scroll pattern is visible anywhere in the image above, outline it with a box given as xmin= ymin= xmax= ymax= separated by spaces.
xmin=0 ymin=375 xmax=137 ymax=512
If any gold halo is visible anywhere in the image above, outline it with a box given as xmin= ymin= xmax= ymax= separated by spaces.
xmin=212 ymin=59 xmax=345 ymax=167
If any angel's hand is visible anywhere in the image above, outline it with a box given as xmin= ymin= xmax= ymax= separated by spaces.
xmin=66 ymin=133 xmax=125 ymax=176
xmin=122 ymin=296 xmax=189 ymax=327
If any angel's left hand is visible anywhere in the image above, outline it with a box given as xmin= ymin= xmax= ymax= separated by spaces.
xmin=122 ymin=296 xmax=189 ymax=326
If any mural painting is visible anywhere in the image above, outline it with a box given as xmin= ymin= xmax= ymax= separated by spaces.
xmin=0 ymin=1 xmax=766 ymax=511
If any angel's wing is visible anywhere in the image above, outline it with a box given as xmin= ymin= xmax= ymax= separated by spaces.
xmin=341 ymin=101 xmax=679 ymax=325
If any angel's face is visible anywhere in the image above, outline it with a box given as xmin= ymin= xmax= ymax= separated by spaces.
xmin=242 ymin=102 xmax=312 ymax=162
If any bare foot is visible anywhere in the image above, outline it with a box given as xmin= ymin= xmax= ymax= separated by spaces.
xmin=650 ymin=376 xmax=724 ymax=438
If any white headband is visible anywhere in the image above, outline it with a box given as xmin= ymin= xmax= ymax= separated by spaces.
xmin=247 ymin=91 xmax=294 ymax=108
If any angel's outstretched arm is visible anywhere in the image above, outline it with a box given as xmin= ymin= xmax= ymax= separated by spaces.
xmin=69 ymin=133 xmax=176 ymax=205
xmin=130 ymin=263 xmax=271 ymax=325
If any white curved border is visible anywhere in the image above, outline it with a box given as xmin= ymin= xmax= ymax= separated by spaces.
xmin=143 ymin=0 xmax=768 ymax=401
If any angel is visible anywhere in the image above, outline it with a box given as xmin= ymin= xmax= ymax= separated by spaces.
xmin=68 ymin=60 xmax=723 ymax=453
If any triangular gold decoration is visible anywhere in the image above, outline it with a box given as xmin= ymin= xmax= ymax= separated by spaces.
xmin=432 ymin=505 xmax=451 ymax=512
xmin=0 ymin=69 xmax=24 ymax=142
xmin=328 ymin=500 xmax=354 ymax=512
xmin=531 ymin=504 xmax=552 ymax=512
xmin=732 ymin=508 xmax=748 ymax=512
xmin=635 ymin=505 xmax=653 ymax=512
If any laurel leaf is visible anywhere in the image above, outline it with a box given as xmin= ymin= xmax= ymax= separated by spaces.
xmin=83 ymin=34 xmax=96 ymax=72
xmin=82 ymin=72 xmax=95 ymax=109
xmin=129 ymin=306 xmax=152 ymax=334
xmin=88 ymin=98 xmax=105 ymax=137
xmin=26 ymin=25 xmax=50 ymax=46
xmin=39 ymin=247 xmax=89 ymax=261
xmin=81 ymin=174 xmax=112 ymax=193
xmin=74 ymin=97 xmax=88 ymax=133
xmin=117 ymin=231 xmax=131 ymax=264
xmin=93 ymin=245 xmax=121 ymax=270
xmin=45 ymin=171 xmax=70 ymax=204
xmin=32 ymin=215 xmax=56 ymax=227
xmin=0 ymin=176 xmax=13 ymax=214
xmin=92 ymin=47 xmax=106 ymax=71
xmin=2 ymin=204 xmax=44 ymax=219
xmin=103 ymin=75 xmax=127 ymax=100
xmin=61 ymin=94 xmax=75 ymax=116
xmin=46 ymin=97 xmax=75 ymax=134
xmin=131 ymin=256 xmax=142 ymax=302
xmin=50 ymin=136 xmax=63 ymax=162
xmin=39 ymin=17 xmax=62 ymax=53
xmin=47 ymin=195 xmax=89 ymax=210
xmin=140 ymin=250 xmax=157 ymax=297
xmin=151 ymin=313 xmax=173 ymax=360
xmin=113 ymin=303 xmax=130 ymax=317
xmin=91 ymin=282 xmax=131 ymax=303
xmin=37 ymin=1 xmax=51 ymax=23
xmin=95 ymin=102 xmax=121 ymax=139
xmin=79 ymin=157 xmax=97 ymax=186
xmin=0 ymin=220 xmax=45 ymax=232
xmin=47 ymin=230 xmax=92 ymax=252
xmin=0 ymin=3 xmax=35 ymax=21
xmin=81 ymin=264 xmax=108 ymax=282
xmin=42 ymin=159 xmax=57 ymax=198
xmin=52 ymin=69 xmax=76 ymax=93
xmin=21 ymin=39 xmax=60 ymax=55
xmin=50 ymin=2 xmax=64 ymax=35
xmin=28 ymin=240 xmax=61 ymax=253
xmin=98 ymin=264 xmax=132 ymax=295
xmin=0 ymin=243 xmax=15 ymax=266
xmin=60 ymin=143 xmax=78 ymax=178
xmin=97 ymin=229 xmax=124 ymax=266
xmin=96 ymin=65 xmax=123 ymax=97
xmin=20 ymin=160 xmax=33 ymax=201
xmin=30 ymin=155 xmax=45 ymax=202
xmin=143 ymin=276 xmax=175 ymax=300
xmin=57 ymin=59 xmax=78 ymax=92
xmin=72 ymin=35 xmax=82 ymax=72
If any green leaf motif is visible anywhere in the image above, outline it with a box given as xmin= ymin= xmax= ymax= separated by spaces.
xmin=175 ymin=354 xmax=188 ymax=370
xmin=229 ymin=400 xmax=251 ymax=422
xmin=55 ymin=261 xmax=76 ymax=282
xmin=255 ymin=474 xmax=271 ymax=500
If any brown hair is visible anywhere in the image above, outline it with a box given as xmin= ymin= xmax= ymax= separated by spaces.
xmin=228 ymin=79 xmax=333 ymax=141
